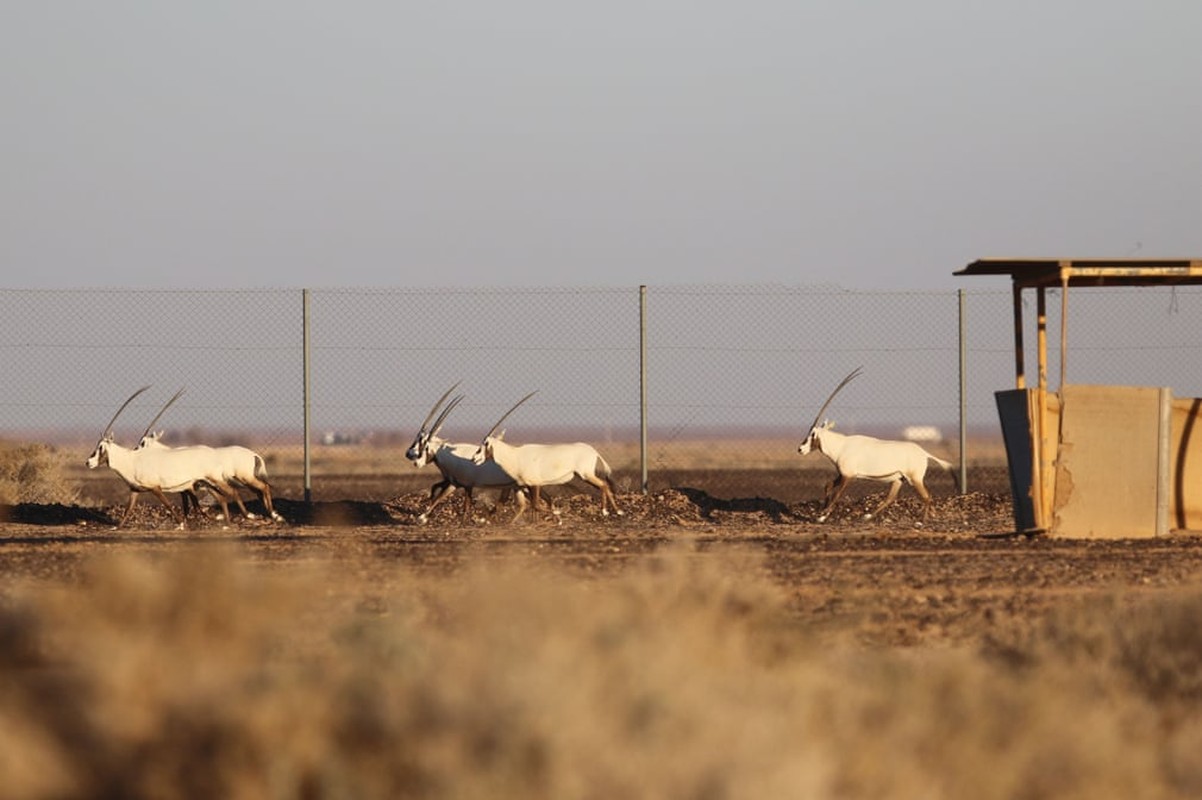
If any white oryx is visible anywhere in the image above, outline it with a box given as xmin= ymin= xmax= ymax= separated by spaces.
xmin=87 ymin=387 xmax=282 ymax=527
xmin=132 ymin=388 xmax=282 ymax=523
xmin=137 ymin=431 xmax=281 ymax=523
xmin=472 ymin=392 xmax=622 ymax=523
xmin=798 ymin=367 xmax=956 ymax=524
xmin=404 ymin=383 xmax=526 ymax=523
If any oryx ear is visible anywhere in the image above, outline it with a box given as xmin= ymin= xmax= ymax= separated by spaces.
xmin=497 ymin=428 xmax=506 ymax=440
xmin=822 ymin=419 xmax=835 ymax=430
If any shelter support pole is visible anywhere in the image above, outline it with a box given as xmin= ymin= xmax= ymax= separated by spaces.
xmin=1157 ymin=387 xmax=1171 ymax=537
xmin=1059 ymin=269 xmax=1069 ymax=390
xmin=1036 ymin=286 xmax=1053 ymax=529
xmin=1011 ymin=282 xmax=1025 ymax=389
xmin=1036 ymin=287 xmax=1048 ymax=393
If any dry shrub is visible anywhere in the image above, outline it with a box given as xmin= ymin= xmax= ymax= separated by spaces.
xmin=3 ymin=546 xmax=1202 ymax=799
xmin=1019 ymin=590 xmax=1202 ymax=707
xmin=0 ymin=442 xmax=79 ymax=506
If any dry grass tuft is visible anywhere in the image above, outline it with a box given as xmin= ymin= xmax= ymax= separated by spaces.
xmin=0 ymin=442 xmax=79 ymax=506
xmin=3 ymin=545 xmax=1202 ymax=798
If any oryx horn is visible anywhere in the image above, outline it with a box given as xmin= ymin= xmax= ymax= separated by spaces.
xmin=482 ymin=391 xmax=537 ymax=441
xmin=98 ymin=385 xmax=152 ymax=443
xmin=139 ymin=387 xmax=186 ymax=442
xmin=429 ymin=393 xmax=465 ymax=437
xmin=807 ymin=367 xmax=863 ymax=433
xmin=420 ymin=381 xmax=462 ymax=433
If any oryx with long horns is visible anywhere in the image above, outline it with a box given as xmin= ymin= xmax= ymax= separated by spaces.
xmin=472 ymin=392 xmax=621 ymax=523
xmin=798 ymin=367 xmax=956 ymax=524
xmin=133 ymin=388 xmax=282 ymax=523
xmin=404 ymin=383 xmax=526 ymax=523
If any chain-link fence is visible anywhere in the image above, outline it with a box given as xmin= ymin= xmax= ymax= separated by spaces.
xmin=3 ymin=285 xmax=1201 ymax=504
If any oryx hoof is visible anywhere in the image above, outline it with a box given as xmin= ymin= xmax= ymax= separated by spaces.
xmin=418 ymin=513 xmax=429 ymax=525
xmin=270 ymin=512 xmax=283 ymax=523
xmin=602 ymin=508 xmax=609 ymax=517
xmin=816 ymin=514 xmax=828 ymax=523
xmin=863 ymin=513 xmax=874 ymax=521
xmin=215 ymin=513 xmax=226 ymax=521
xmin=247 ymin=513 xmax=259 ymax=521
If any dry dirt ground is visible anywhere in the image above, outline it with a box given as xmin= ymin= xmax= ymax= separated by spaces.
xmin=5 ymin=469 xmax=1202 ymax=649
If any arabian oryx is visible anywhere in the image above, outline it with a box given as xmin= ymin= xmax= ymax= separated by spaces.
xmin=404 ymin=383 xmax=527 ymax=523
xmin=132 ymin=389 xmax=282 ymax=523
xmin=798 ymin=367 xmax=957 ymax=524
xmin=137 ymin=432 xmax=281 ymax=523
xmin=86 ymin=386 xmax=209 ymax=527
xmin=472 ymin=392 xmax=622 ymax=523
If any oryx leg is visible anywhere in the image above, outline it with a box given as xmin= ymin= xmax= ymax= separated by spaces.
xmin=822 ymin=479 xmax=838 ymax=505
xmin=911 ymin=476 xmax=933 ymax=524
xmin=866 ymin=479 xmax=904 ymax=520
xmin=428 ymin=479 xmax=452 ymax=502
xmin=117 ymin=492 xmax=141 ymax=527
xmin=817 ymin=473 xmax=853 ymax=522
xmin=521 ymin=485 xmax=543 ymax=524
xmin=418 ymin=481 xmax=456 ymax=523
xmin=147 ymin=487 xmax=185 ymax=525
xmin=238 ymin=476 xmax=281 ymax=522
xmin=208 ymin=479 xmax=248 ymax=521
xmin=578 ymin=473 xmax=621 ymax=517
xmin=530 ymin=485 xmax=542 ymax=523
xmin=180 ymin=487 xmax=213 ymax=519
xmin=180 ymin=490 xmax=195 ymax=519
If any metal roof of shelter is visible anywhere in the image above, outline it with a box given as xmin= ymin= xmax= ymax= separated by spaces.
xmin=956 ymin=257 xmax=1202 ymax=288
xmin=954 ymin=256 xmax=1202 ymax=392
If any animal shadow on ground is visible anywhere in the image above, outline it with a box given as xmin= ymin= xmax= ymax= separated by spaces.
xmin=272 ymin=498 xmax=396 ymax=527
xmin=675 ymin=488 xmax=794 ymax=522
xmin=0 ymin=503 xmax=113 ymax=526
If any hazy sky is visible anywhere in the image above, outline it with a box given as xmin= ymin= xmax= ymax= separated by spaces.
xmin=2 ymin=2 xmax=1199 ymax=290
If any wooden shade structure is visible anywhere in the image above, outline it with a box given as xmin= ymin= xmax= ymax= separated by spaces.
xmin=956 ymin=258 xmax=1202 ymax=536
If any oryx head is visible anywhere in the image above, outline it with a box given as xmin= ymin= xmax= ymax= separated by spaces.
xmin=797 ymin=367 xmax=861 ymax=456
xmin=472 ymin=391 xmax=536 ymax=465
xmin=135 ymin=388 xmax=184 ymax=450
xmin=138 ymin=430 xmax=168 ymax=449
xmin=86 ymin=385 xmax=151 ymax=468
xmin=406 ymin=382 xmax=463 ymax=468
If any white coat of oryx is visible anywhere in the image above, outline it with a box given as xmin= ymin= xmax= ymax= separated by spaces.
xmin=797 ymin=367 xmax=957 ymax=524
xmin=86 ymin=386 xmax=208 ymax=527
xmin=472 ymin=392 xmax=622 ymax=523
xmin=404 ymin=383 xmax=527 ymax=524
xmin=137 ymin=433 xmax=281 ymax=523
xmin=132 ymin=389 xmax=282 ymax=523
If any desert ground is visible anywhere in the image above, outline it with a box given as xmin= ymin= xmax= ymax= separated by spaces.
xmin=3 ymin=445 xmax=1202 ymax=798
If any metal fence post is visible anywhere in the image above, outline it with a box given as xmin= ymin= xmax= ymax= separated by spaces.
xmin=639 ymin=285 xmax=649 ymax=494
xmin=303 ymin=288 xmax=312 ymax=504
xmin=958 ymin=288 xmax=968 ymax=494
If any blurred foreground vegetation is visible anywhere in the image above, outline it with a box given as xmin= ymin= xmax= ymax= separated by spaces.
xmin=2 ymin=544 xmax=1202 ymax=799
